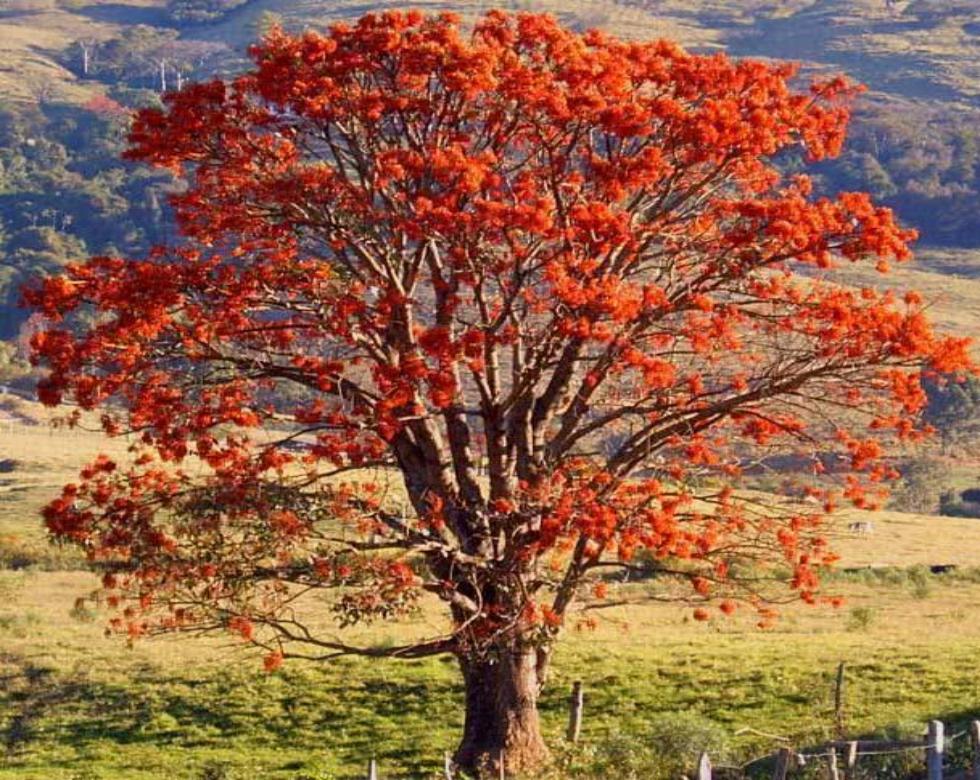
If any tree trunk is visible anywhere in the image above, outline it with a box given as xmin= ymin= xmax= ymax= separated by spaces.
xmin=455 ymin=650 xmax=550 ymax=775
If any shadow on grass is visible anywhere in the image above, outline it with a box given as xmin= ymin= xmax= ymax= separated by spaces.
xmin=0 ymin=652 xmax=464 ymax=778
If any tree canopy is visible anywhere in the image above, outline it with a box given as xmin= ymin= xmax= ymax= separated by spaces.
xmin=25 ymin=11 xmax=972 ymax=771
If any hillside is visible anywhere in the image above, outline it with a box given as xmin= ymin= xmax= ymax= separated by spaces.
xmin=4 ymin=1 xmax=980 ymax=104
xmin=5 ymin=8 xmax=980 ymax=777
xmin=2 ymin=0 xmax=980 ymax=352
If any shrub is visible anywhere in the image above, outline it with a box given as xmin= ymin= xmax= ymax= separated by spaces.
xmin=0 ymin=534 xmax=86 ymax=571
xmin=960 ymin=487 xmax=980 ymax=503
xmin=888 ymin=458 xmax=950 ymax=513
xmin=846 ymin=606 xmax=876 ymax=632
xmin=545 ymin=713 xmax=729 ymax=779
xmin=939 ymin=490 xmax=980 ymax=518
xmin=197 ymin=764 xmax=231 ymax=780
xmin=908 ymin=566 xmax=932 ymax=599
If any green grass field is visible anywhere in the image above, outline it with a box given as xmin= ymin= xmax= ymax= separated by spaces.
xmin=3 ymin=414 xmax=980 ymax=778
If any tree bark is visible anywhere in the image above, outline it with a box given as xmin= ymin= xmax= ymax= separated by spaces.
xmin=454 ymin=650 xmax=550 ymax=775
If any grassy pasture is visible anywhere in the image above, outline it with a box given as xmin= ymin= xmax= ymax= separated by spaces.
xmin=3 ymin=418 xmax=980 ymax=777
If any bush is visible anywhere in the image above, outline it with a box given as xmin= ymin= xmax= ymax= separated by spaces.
xmin=847 ymin=606 xmax=876 ymax=632
xmin=646 ymin=711 xmax=729 ymax=773
xmin=908 ymin=566 xmax=932 ymax=599
xmin=545 ymin=713 xmax=729 ymax=779
xmin=0 ymin=534 xmax=86 ymax=571
xmin=939 ymin=490 xmax=980 ymax=518
xmin=888 ymin=458 xmax=950 ymax=513
xmin=845 ymin=721 xmax=926 ymax=780
xmin=167 ymin=0 xmax=248 ymax=24
xmin=960 ymin=487 xmax=980 ymax=503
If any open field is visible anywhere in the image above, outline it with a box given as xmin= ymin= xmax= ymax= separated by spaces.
xmin=3 ymin=419 xmax=980 ymax=778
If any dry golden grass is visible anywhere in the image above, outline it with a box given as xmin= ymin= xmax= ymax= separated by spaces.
xmin=0 ymin=0 xmax=977 ymax=106
xmin=0 ymin=0 xmax=167 ymax=103
xmin=832 ymin=506 xmax=980 ymax=567
xmin=826 ymin=258 xmax=980 ymax=336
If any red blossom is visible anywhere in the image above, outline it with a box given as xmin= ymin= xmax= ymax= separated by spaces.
xmin=23 ymin=10 xmax=972 ymax=672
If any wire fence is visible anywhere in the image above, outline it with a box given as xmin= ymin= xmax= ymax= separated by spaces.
xmin=355 ymin=701 xmax=980 ymax=780
xmin=695 ymin=718 xmax=980 ymax=779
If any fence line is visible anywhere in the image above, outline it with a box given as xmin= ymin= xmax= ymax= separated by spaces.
xmin=360 ymin=674 xmax=980 ymax=779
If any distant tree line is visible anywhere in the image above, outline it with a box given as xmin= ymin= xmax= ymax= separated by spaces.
xmin=0 ymin=100 xmax=175 ymax=339
xmin=814 ymin=100 xmax=980 ymax=246
xmin=166 ymin=0 xmax=250 ymax=25
xmin=5 ymin=0 xmax=980 ymax=358
xmin=921 ymin=373 xmax=980 ymax=452
xmin=65 ymin=26 xmax=230 ymax=93
xmin=1 ymin=16 xmax=237 ymax=346
xmin=890 ymin=373 xmax=980 ymax=517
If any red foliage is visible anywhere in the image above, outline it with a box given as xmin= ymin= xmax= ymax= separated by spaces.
xmin=24 ymin=11 xmax=971 ymax=664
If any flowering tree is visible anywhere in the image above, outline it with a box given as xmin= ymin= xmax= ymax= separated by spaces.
xmin=26 ymin=11 xmax=970 ymax=772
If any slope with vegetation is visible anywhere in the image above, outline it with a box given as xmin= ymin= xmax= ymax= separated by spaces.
xmin=2 ymin=0 xmax=980 ymax=348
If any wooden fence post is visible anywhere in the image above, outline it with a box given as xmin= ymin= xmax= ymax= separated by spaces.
xmin=444 ymin=751 xmax=454 ymax=780
xmin=834 ymin=661 xmax=846 ymax=738
xmin=367 ymin=757 xmax=378 ymax=780
xmin=696 ymin=751 xmax=711 ymax=780
xmin=827 ymin=747 xmax=840 ymax=780
xmin=927 ymin=720 xmax=944 ymax=780
xmin=970 ymin=721 xmax=980 ymax=780
xmin=844 ymin=740 xmax=858 ymax=780
xmin=772 ymin=748 xmax=792 ymax=780
xmin=567 ymin=680 xmax=584 ymax=743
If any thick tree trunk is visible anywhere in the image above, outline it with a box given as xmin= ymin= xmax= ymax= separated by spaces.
xmin=454 ymin=650 xmax=550 ymax=775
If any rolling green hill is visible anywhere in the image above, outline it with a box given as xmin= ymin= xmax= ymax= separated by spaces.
xmin=4 ymin=414 xmax=980 ymax=778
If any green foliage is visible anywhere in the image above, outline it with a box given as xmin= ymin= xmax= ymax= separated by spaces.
xmin=167 ymin=0 xmax=250 ymax=25
xmin=64 ymin=26 xmax=230 ymax=93
xmin=847 ymin=606 xmax=877 ymax=632
xmin=831 ymin=150 xmax=898 ymax=199
xmin=939 ymin=489 xmax=980 ymax=518
xmin=3 ymin=634 xmax=980 ymax=779
xmin=888 ymin=458 xmax=950 ymax=513
xmin=921 ymin=374 xmax=980 ymax=453
xmin=0 ymin=533 xmax=86 ymax=571
xmin=908 ymin=566 xmax=932 ymax=599
xmin=0 ymin=100 xmax=174 ymax=338
xmin=0 ymin=340 xmax=29 ymax=382
xmin=815 ymin=101 xmax=980 ymax=247
xmin=544 ymin=714 xmax=728 ymax=779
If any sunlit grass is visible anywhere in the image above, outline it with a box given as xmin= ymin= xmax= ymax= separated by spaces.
xmin=4 ymin=419 xmax=980 ymax=777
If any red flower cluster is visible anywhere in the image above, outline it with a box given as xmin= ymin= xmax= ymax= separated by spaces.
xmin=24 ymin=10 xmax=972 ymax=661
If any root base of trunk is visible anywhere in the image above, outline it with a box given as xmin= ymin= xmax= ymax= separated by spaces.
xmin=454 ymin=651 xmax=549 ymax=776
